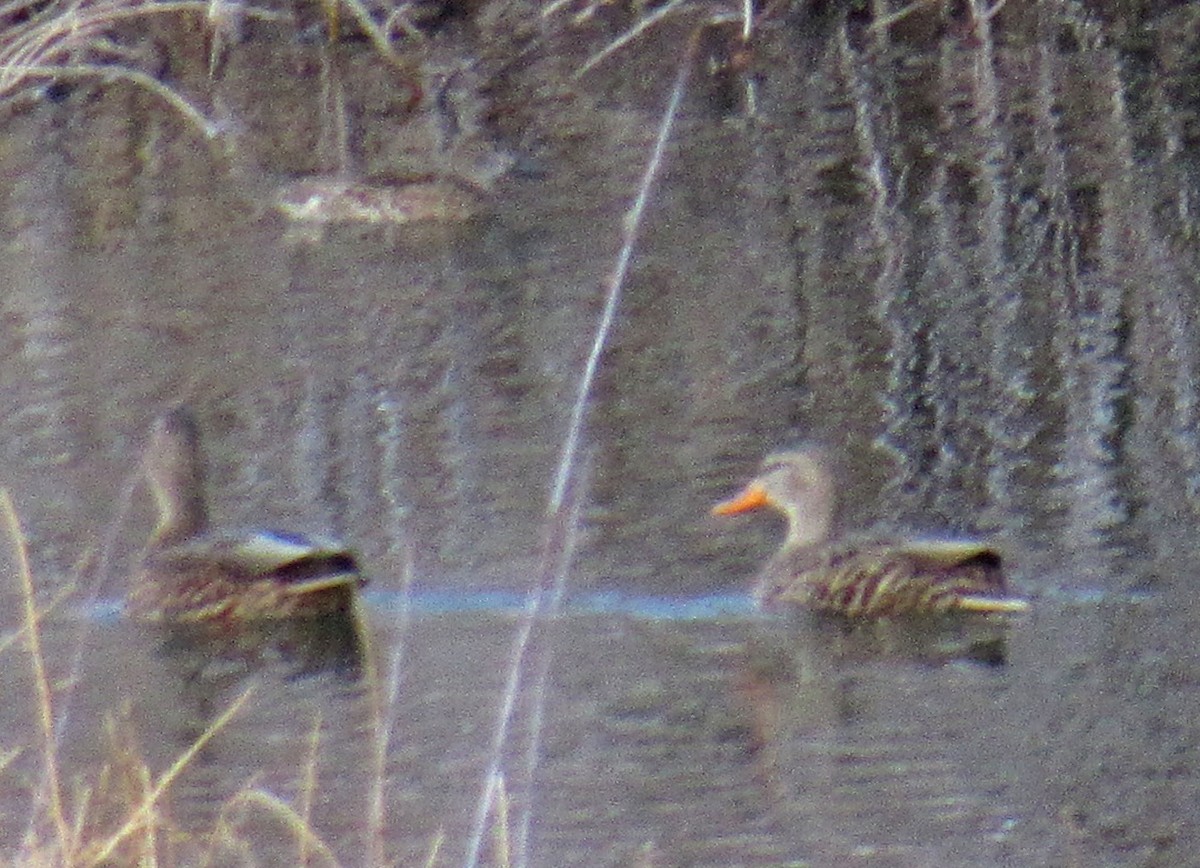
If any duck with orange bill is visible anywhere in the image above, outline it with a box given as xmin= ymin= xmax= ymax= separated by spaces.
xmin=712 ymin=448 xmax=1029 ymax=618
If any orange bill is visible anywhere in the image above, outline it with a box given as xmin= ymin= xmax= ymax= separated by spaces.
xmin=711 ymin=483 xmax=770 ymax=516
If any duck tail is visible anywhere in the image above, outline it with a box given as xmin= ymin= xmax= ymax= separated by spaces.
xmin=955 ymin=594 xmax=1030 ymax=614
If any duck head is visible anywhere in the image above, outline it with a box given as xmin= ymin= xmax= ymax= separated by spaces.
xmin=712 ymin=448 xmax=835 ymax=548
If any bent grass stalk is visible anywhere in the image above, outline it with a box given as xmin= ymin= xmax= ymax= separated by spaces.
xmin=215 ymin=787 xmax=340 ymax=866
xmin=79 ymin=686 xmax=255 ymax=865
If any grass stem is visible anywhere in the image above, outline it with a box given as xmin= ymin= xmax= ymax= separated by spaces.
xmin=2 ymin=488 xmax=72 ymax=858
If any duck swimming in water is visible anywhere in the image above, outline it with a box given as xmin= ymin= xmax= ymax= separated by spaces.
xmin=127 ymin=407 xmax=366 ymax=621
xmin=712 ymin=448 xmax=1028 ymax=618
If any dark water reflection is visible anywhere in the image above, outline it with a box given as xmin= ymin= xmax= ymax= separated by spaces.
xmin=2 ymin=0 xmax=1200 ymax=863
xmin=5 ymin=593 xmax=1194 ymax=865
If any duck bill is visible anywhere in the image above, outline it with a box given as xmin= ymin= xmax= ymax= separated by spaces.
xmin=711 ymin=483 xmax=770 ymax=516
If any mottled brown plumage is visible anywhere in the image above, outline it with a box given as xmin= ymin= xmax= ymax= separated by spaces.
xmin=712 ymin=448 xmax=1028 ymax=618
xmin=127 ymin=407 xmax=366 ymax=621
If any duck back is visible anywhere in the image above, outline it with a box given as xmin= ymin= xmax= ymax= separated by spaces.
xmin=757 ymin=537 xmax=1013 ymax=617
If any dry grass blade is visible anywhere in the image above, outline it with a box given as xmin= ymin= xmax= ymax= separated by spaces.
xmin=512 ymin=455 xmax=589 ymax=864
xmin=366 ymin=643 xmax=403 ymax=867
xmin=551 ymin=30 xmax=696 ymax=509
xmin=219 ymin=787 xmax=340 ymax=867
xmin=1 ymin=488 xmax=72 ymax=857
xmin=573 ymin=1 xmax=742 ymax=79
xmin=0 ymin=585 xmax=72 ymax=657
xmin=421 ymin=828 xmax=445 ymax=868
xmin=573 ymin=0 xmax=689 ymax=78
xmin=490 ymin=773 xmax=511 ymax=868
xmin=298 ymin=711 xmax=324 ymax=866
xmin=0 ymin=746 xmax=23 ymax=775
xmin=367 ymin=397 xmax=413 ymax=868
xmin=80 ymin=685 xmax=255 ymax=866
xmin=867 ymin=0 xmax=937 ymax=31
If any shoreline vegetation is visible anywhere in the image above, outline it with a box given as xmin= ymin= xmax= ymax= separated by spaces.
xmin=0 ymin=0 xmax=422 ymax=139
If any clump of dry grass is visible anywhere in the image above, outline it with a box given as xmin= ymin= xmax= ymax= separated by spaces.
xmin=0 ymin=491 xmax=298 ymax=866
xmin=0 ymin=0 xmax=423 ymax=140
xmin=0 ymin=0 xmax=233 ymax=135
xmin=0 ymin=485 xmax=484 ymax=867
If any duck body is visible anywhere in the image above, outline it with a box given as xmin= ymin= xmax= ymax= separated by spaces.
xmin=128 ymin=407 xmax=366 ymax=622
xmin=755 ymin=534 xmax=1021 ymax=617
xmin=714 ymin=448 xmax=1028 ymax=618
xmin=129 ymin=529 xmax=365 ymax=621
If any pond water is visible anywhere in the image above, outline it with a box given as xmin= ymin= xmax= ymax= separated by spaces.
xmin=2 ymin=0 xmax=1200 ymax=864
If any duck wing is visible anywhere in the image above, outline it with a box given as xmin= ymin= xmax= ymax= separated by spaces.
xmin=885 ymin=538 xmax=1003 ymax=580
xmin=758 ymin=536 xmax=1023 ymax=616
xmin=157 ymin=530 xmax=364 ymax=590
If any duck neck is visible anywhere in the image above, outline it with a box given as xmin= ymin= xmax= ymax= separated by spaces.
xmin=782 ymin=504 xmax=831 ymax=549
xmin=145 ymin=422 xmax=210 ymax=549
xmin=149 ymin=471 xmax=208 ymax=549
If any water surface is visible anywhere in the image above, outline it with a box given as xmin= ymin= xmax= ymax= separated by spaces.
xmin=2 ymin=0 xmax=1200 ymax=864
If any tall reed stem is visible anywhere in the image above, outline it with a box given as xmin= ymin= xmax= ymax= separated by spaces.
xmin=462 ymin=30 xmax=699 ymax=868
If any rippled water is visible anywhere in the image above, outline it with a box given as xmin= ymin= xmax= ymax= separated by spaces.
xmin=2 ymin=0 xmax=1200 ymax=864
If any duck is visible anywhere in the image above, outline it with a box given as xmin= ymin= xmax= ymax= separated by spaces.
xmin=711 ymin=447 xmax=1028 ymax=618
xmin=127 ymin=406 xmax=367 ymax=621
